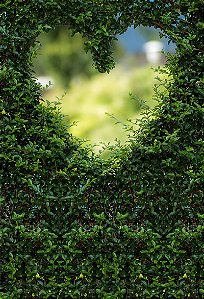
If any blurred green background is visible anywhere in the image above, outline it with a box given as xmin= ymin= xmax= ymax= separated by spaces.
xmin=33 ymin=26 xmax=169 ymax=152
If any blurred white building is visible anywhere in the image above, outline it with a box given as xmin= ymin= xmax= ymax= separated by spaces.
xmin=36 ymin=76 xmax=54 ymax=88
xmin=143 ymin=41 xmax=163 ymax=65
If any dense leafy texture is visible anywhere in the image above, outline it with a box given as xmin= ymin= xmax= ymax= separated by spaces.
xmin=0 ymin=0 xmax=203 ymax=298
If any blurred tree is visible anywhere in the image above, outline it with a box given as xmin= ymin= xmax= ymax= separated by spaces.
xmin=138 ymin=26 xmax=161 ymax=41
xmin=33 ymin=26 xmax=96 ymax=87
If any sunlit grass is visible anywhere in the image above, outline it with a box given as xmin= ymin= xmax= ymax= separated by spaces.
xmin=43 ymin=65 xmax=164 ymax=151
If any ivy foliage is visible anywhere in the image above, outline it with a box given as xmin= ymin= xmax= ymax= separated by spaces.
xmin=0 ymin=0 xmax=204 ymax=298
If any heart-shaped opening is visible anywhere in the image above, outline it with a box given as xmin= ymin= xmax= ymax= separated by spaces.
xmin=34 ymin=26 xmax=173 ymax=155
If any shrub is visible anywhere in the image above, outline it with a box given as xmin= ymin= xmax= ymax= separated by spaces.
xmin=0 ymin=1 xmax=203 ymax=298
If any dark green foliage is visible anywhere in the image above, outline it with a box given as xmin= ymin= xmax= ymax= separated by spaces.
xmin=0 ymin=0 xmax=203 ymax=298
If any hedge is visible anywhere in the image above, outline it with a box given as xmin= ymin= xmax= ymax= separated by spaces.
xmin=0 ymin=1 xmax=203 ymax=298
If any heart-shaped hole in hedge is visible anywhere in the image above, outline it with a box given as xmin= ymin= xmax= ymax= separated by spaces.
xmin=35 ymin=26 xmax=166 ymax=153
xmin=1 ymin=2 xmax=203 ymax=297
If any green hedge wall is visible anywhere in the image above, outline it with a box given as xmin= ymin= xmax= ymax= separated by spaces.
xmin=0 ymin=1 xmax=203 ymax=298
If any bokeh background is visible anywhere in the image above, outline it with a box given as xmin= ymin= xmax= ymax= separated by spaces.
xmin=33 ymin=26 xmax=174 ymax=153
